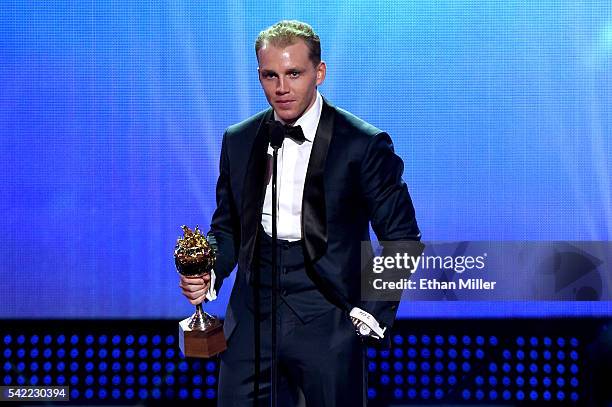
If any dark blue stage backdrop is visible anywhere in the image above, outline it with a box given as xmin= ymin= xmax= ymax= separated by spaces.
xmin=1 ymin=1 xmax=610 ymax=319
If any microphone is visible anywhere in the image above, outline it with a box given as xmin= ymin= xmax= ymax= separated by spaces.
xmin=268 ymin=120 xmax=285 ymax=149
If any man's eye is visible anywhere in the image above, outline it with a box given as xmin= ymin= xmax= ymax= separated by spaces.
xmin=289 ymin=72 xmax=300 ymax=78
xmin=264 ymin=73 xmax=277 ymax=79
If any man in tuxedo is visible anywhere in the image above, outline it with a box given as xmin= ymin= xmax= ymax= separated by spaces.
xmin=179 ymin=20 xmax=420 ymax=406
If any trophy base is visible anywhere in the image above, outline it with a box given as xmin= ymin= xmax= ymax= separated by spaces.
xmin=178 ymin=317 xmax=227 ymax=358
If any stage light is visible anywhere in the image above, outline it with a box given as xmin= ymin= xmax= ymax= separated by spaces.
xmin=112 ymin=389 xmax=121 ymax=399
xmin=125 ymin=375 xmax=135 ymax=385
xmin=407 ymin=388 xmax=417 ymax=399
xmin=502 ymin=376 xmax=511 ymax=387
xmin=557 ymin=350 xmax=565 ymax=360
xmin=502 ymin=390 xmax=511 ymax=400
xmin=447 ymin=375 xmax=457 ymax=385
xmin=543 ymin=363 xmax=551 ymax=373
xmin=557 ymin=338 xmax=566 ymax=347
xmin=57 ymin=361 xmax=65 ymax=371
xmin=99 ymin=349 xmax=108 ymax=358
xmin=3 ymin=376 xmax=10 ymax=385
xmin=543 ymin=390 xmax=551 ymax=400
xmin=434 ymin=348 xmax=443 ymax=359
xmin=16 ymin=335 xmax=24 ymax=345
xmin=112 ymin=335 xmax=121 ymax=345
xmin=70 ymin=335 xmax=78 ymax=345
xmin=420 ymin=374 xmax=430 ymax=385
xmin=475 ymin=389 xmax=484 ymax=400
xmin=99 ymin=389 xmax=107 ymax=399
xmin=30 ymin=361 xmax=39 ymax=371
xmin=393 ymin=348 xmax=403 ymax=358
xmin=488 ymin=362 xmax=497 ymax=373
xmin=111 ymin=362 xmax=121 ymax=372
xmin=193 ymin=389 xmax=202 ymax=399
xmin=30 ymin=348 xmax=39 ymax=358
xmin=125 ymin=361 xmax=134 ymax=372
xmin=85 ymin=374 xmax=94 ymax=385
xmin=475 ymin=349 xmax=484 ymax=359
xmin=407 ymin=374 xmax=416 ymax=385
xmin=393 ymin=335 xmax=403 ymax=345
xmin=43 ymin=348 xmax=52 ymax=359
xmin=570 ymin=392 xmax=578 ymax=401
xmin=57 ymin=348 xmax=65 ymax=358
xmin=420 ymin=361 xmax=430 ymax=372
xmin=434 ymin=389 xmax=444 ymax=399
xmin=557 ymin=364 xmax=565 ymax=374
xmin=56 ymin=375 xmax=65 ymax=385
xmin=393 ymin=388 xmax=403 ymax=399
xmin=516 ymin=363 xmax=525 ymax=373
xmin=516 ymin=390 xmax=525 ymax=400
xmin=138 ymin=362 xmax=147 ymax=372
xmin=435 ymin=335 xmax=444 ymax=345
xmin=529 ymin=390 xmax=538 ymax=400
xmin=529 ymin=376 xmax=538 ymax=387
xmin=543 ymin=337 xmax=552 ymax=347
xmin=165 ymin=362 xmax=175 ymax=373
xmin=3 ymin=349 xmax=10 ymax=359
xmin=3 ymin=362 xmax=11 ymax=372
xmin=489 ymin=336 xmax=498 ymax=346
xmin=381 ymin=374 xmax=390 ymax=385
xmin=516 ymin=337 xmax=525 ymax=347
xmin=489 ymin=389 xmax=498 ymax=400
xmin=381 ymin=361 xmax=390 ymax=372
xmin=557 ymin=377 xmax=565 ymax=387
xmin=165 ymin=349 xmax=175 ymax=358
xmin=517 ymin=350 xmax=525 ymax=360
xmin=70 ymin=389 xmax=79 ymax=399
xmin=462 ymin=349 xmax=471 ymax=359
xmin=165 ymin=335 xmax=174 ymax=345
xmin=152 ymin=375 xmax=161 ymax=386
xmin=502 ymin=350 xmax=511 ymax=360
xmin=367 ymin=347 xmax=377 ymax=358
xmin=380 ymin=350 xmax=390 ymax=358
xmin=85 ymin=349 xmax=94 ymax=358
xmin=489 ymin=376 xmax=497 ymax=386
xmin=368 ymin=361 xmax=376 ymax=372
xmin=516 ymin=376 xmax=524 ymax=387
xmin=165 ymin=375 xmax=175 ymax=385
xmin=126 ymin=348 xmax=135 ymax=358
xmin=448 ymin=361 xmax=457 ymax=372
xmin=434 ymin=361 xmax=443 ymax=372
xmin=125 ymin=388 xmax=134 ymax=399
xmin=30 ymin=375 xmax=38 ymax=385
xmin=408 ymin=348 xmax=417 ymax=358
xmin=475 ymin=375 xmax=484 ymax=386
xmin=570 ymin=338 xmax=579 ymax=347
xmin=43 ymin=374 xmax=52 ymax=384
xmin=421 ymin=388 xmax=431 ymax=399
xmin=462 ymin=389 xmax=470 ymax=400
xmin=556 ymin=390 xmax=565 ymax=401
xmin=3 ymin=335 xmax=11 ymax=345
xmin=17 ymin=375 xmax=25 ymax=385
xmin=434 ymin=374 xmax=443 ymax=386
xmin=408 ymin=335 xmax=417 ymax=345
xmin=461 ymin=362 xmax=471 ymax=372
xmin=43 ymin=335 xmax=52 ymax=345
xmin=448 ymin=348 xmax=457 ymax=359
xmin=570 ymin=377 xmax=579 ymax=387
xmin=206 ymin=374 xmax=216 ymax=386
xmin=98 ymin=335 xmax=107 ymax=345
xmin=543 ymin=377 xmax=551 ymax=387
xmin=70 ymin=362 xmax=78 ymax=372
xmin=152 ymin=388 xmax=161 ymax=399
xmin=139 ymin=375 xmax=147 ymax=385
xmin=98 ymin=375 xmax=107 ymax=385
xmin=394 ymin=361 xmax=403 ymax=372
xmin=448 ymin=335 xmax=457 ymax=345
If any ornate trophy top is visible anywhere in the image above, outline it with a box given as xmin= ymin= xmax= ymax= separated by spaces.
xmin=174 ymin=225 xmax=216 ymax=277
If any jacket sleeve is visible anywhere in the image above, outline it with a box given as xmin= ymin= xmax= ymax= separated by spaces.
xmin=208 ymin=131 xmax=240 ymax=294
xmin=358 ymin=132 xmax=422 ymax=328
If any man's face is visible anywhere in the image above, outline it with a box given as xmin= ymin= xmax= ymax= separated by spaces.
xmin=257 ymin=39 xmax=326 ymax=125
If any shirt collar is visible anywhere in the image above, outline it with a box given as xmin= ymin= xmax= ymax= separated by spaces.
xmin=273 ymin=91 xmax=322 ymax=143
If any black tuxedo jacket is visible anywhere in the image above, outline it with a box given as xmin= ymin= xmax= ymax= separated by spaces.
xmin=210 ymin=98 xmax=420 ymax=339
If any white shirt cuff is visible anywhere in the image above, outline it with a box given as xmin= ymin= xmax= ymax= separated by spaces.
xmin=205 ymin=270 xmax=217 ymax=301
xmin=350 ymin=307 xmax=386 ymax=339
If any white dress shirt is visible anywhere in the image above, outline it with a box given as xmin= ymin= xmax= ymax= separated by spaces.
xmin=260 ymin=91 xmax=323 ymax=240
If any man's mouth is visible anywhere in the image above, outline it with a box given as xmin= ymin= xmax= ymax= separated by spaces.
xmin=276 ymin=100 xmax=295 ymax=107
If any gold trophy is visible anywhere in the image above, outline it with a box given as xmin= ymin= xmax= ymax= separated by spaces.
xmin=175 ymin=225 xmax=227 ymax=358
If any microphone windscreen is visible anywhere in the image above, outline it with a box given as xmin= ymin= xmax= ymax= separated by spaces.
xmin=268 ymin=120 xmax=285 ymax=149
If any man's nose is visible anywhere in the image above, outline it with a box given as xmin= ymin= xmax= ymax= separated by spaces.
xmin=276 ymin=76 xmax=289 ymax=94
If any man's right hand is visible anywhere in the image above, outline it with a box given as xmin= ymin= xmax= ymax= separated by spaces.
xmin=179 ymin=274 xmax=211 ymax=305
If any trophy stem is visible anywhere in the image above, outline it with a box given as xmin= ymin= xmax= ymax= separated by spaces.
xmin=188 ymin=303 xmax=213 ymax=330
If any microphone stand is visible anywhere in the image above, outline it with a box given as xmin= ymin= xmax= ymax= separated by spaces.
xmin=269 ymin=122 xmax=284 ymax=407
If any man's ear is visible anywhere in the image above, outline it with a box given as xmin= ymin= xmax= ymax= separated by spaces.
xmin=316 ymin=61 xmax=327 ymax=86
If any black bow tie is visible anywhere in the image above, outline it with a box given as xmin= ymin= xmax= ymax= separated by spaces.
xmin=284 ymin=124 xmax=307 ymax=143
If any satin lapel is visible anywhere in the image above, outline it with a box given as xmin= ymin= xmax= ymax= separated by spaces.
xmin=302 ymin=99 xmax=335 ymax=263
xmin=240 ymin=108 xmax=273 ymax=272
